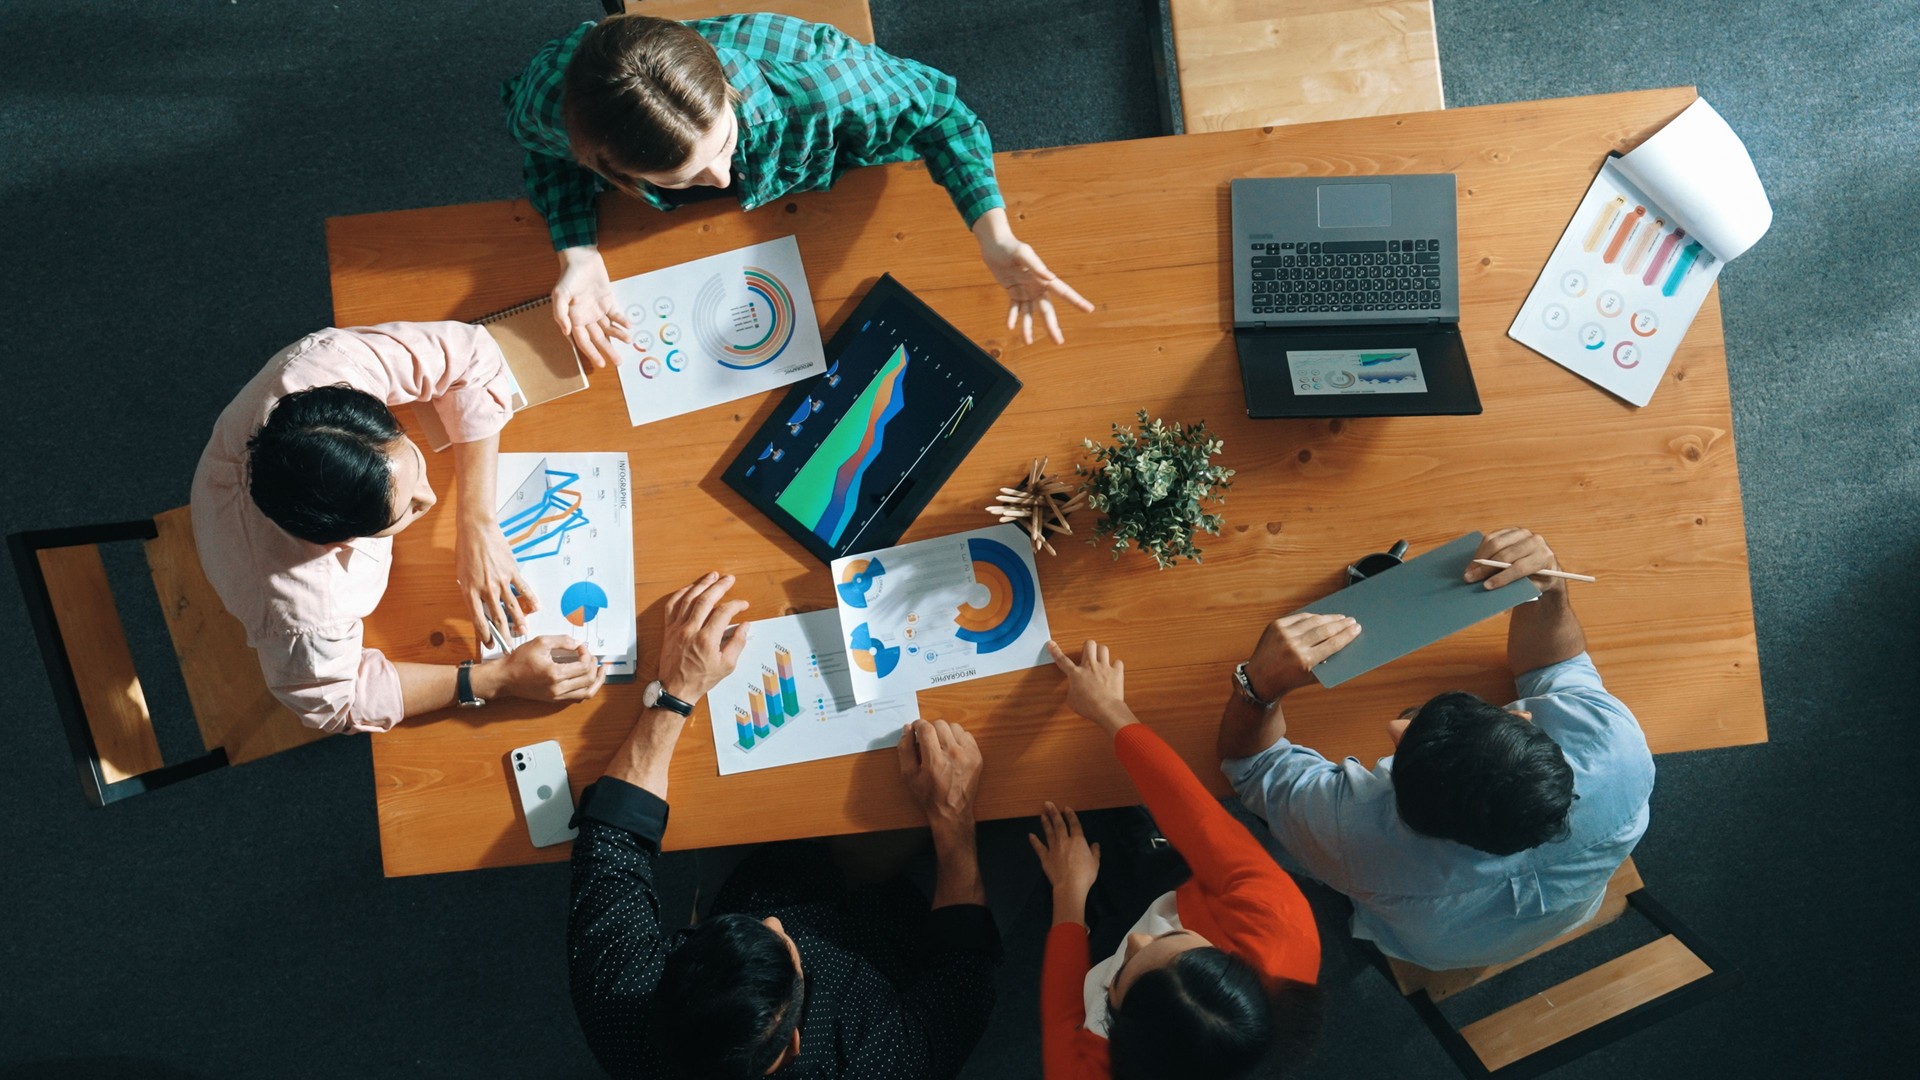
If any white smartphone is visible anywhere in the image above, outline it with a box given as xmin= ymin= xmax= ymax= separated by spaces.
xmin=510 ymin=740 xmax=579 ymax=848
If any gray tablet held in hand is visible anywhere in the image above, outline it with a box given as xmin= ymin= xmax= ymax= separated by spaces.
xmin=1295 ymin=532 xmax=1541 ymax=688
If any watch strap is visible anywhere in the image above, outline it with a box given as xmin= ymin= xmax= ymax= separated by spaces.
xmin=457 ymin=660 xmax=485 ymax=708
xmin=1233 ymin=661 xmax=1276 ymax=710
xmin=652 ymin=684 xmax=695 ymax=717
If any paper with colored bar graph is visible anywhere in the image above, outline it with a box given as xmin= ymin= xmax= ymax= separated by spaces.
xmin=1508 ymin=98 xmax=1770 ymax=407
xmin=704 ymin=609 xmax=919 ymax=775
xmin=830 ymin=523 xmax=1054 ymax=705
xmin=481 ymin=452 xmax=638 ymax=677
xmin=611 ymin=235 xmax=827 ymax=427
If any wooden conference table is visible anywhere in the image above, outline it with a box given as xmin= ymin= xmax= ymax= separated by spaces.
xmin=327 ymin=86 xmax=1767 ymax=878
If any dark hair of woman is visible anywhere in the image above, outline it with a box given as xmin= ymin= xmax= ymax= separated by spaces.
xmin=564 ymin=14 xmax=738 ymax=184
xmin=244 ymin=384 xmax=401 ymax=545
xmin=1108 ymin=946 xmax=1276 ymax=1080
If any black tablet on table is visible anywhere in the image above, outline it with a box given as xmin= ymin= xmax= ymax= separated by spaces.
xmin=722 ymin=274 xmax=1021 ymax=564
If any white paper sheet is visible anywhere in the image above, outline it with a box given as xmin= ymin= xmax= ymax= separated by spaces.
xmin=705 ymin=609 xmax=920 ymax=775
xmin=481 ymin=453 xmax=638 ymax=676
xmin=1614 ymin=98 xmax=1772 ymax=262
xmin=831 ymin=524 xmax=1053 ymax=704
xmin=612 ymin=236 xmax=826 ymax=426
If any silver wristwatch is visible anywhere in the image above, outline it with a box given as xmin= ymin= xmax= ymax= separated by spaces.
xmin=1233 ymin=661 xmax=1277 ymax=710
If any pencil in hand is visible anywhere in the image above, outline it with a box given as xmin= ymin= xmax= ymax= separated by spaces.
xmin=1471 ymin=559 xmax=1597 ymax=584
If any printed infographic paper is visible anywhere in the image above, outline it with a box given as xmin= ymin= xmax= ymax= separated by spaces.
xmin=613 ymin=235 xmax=826 ymax=426
xmin=1509 ymin=99 xmax=1771 ymax=407
xmin=1507 ymin=161 xmax=1723 ymax=407
xmin=831 ymin=523 xmax=1053 ymax=704
xmin=704 ymin=609 xmax=920 ymax=776
xmin=481 ymin=453 xmax=638 ymax=676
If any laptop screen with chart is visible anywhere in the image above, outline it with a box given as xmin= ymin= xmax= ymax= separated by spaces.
xmin=723 ymin=274 xmax=1022 ymax=563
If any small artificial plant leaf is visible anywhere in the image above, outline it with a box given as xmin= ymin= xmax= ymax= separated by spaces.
xmin=1075 ymin=410 xmax=1234 ymax=569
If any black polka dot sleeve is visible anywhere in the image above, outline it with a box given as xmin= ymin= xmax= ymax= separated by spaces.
xmin=566 ymin=777 xmax=677 ymax=1079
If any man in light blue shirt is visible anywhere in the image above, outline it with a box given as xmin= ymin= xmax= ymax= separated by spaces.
xmin=1216 ymin=528 xmax=1654 ymax=971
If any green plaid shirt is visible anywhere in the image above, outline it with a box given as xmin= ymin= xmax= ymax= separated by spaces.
xmin=503 ymin=14 xmax=1004 ymax=251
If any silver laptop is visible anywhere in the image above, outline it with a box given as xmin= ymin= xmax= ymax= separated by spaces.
xmin=1230 ymin=175 xmax=1481 ymax=417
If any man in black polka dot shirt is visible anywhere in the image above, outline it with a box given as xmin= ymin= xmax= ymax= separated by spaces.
xmin=567 ymin=572 xmax=1002 ymax=1079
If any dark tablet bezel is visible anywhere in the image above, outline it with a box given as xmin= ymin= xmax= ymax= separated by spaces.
xmin=722 ymin=273 xmax=1023 ymax=564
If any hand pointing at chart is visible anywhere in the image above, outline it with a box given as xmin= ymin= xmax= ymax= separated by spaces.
xmin=451 ymin=434 xmax=539 ymax=648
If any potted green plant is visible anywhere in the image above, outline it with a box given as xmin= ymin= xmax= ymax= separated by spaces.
xmin=1077 ymin=410 xmax=1234 ymax=569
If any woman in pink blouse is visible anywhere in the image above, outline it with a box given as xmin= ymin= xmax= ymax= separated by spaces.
xmin=191 ymin=321 xmax=606 ymax=734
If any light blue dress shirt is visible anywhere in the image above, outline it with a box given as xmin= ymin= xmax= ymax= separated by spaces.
xmin=1221 ymin=653 xmax=1654 ymax=970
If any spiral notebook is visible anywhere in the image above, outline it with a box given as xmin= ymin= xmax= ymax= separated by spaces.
xmin=415 ymin=297 xmax=587 ymax=450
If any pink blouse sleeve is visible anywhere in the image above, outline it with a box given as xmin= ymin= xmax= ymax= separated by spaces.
xmin=287 ymin=322 xmax=515 ymax=445
xmin=253 ymin=628 xmax=406 ymax=735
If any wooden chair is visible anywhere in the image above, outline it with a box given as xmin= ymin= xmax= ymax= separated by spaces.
xmin=10 ymin=508 xmax=328 ymax=806
xmin=608 ymin=0 xmax=874 ymax=43
xmin=1155 ymin=0 xmax=1445 ymax=134
xmin=1378 ymin=858 xmax=1738 ymax=1078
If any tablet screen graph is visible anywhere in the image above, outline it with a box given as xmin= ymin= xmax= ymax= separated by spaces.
xmin=777 ymin=343 xmax=909 ymax=546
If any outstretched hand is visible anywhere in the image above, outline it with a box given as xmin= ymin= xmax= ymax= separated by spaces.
xmin=1047 ymin=638 xmax=1136 ymax=735
xmin=1028 ymin=801 xmax=1100 ymax=907
xmin=973 ymin=208 xmax=1094 ymax=345
xmin=983 ymin=239 xmax=1094 ymax=345
xmin=551 ymin=246 xmax=632 ymax=373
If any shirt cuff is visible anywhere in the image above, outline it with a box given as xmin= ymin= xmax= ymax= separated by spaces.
xmin=547 ymin=211 xmax=600 ymax=252
xmin=955 ymin=185 xmax=1005 ymax=229
xmin=926 ymin=904 xmax=1001 ymax=958
xmin=572 ymin=777 xmax=669 ymax=845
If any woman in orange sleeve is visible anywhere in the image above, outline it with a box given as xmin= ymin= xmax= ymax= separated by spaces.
xmin=1028 ymin=639 xmax=1321 ymax=1080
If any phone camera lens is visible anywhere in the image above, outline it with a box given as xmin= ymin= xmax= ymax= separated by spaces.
xmin=515 ymin=762 xmax=526 ymax=771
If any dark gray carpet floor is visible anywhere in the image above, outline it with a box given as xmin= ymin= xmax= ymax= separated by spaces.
xmin=0 ymin=1 xmax=1913 ymax=1077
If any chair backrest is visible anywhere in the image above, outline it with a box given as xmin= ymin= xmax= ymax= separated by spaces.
xmin=615 ymin=0 xmax=875 ymax=43
xmin=1164 ymin=0 xmax=1445 ymax=133
xmin=1383 ymin=857 xmax=1738 ymax=1079
xmin=146 ymin=507 xmax=328 ymax=766
xmin=10 ymin=508 xmax=324 ymax=805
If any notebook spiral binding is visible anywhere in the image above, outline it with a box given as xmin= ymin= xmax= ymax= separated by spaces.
xmin=475 ymin=296 xmax=552 ymax=324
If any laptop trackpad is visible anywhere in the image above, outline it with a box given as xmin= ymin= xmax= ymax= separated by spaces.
xmin=1318 ymin=183 xmax=1392 ymax=228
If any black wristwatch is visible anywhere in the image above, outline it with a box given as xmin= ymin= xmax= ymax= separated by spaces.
xmin=457 ymin=660 xmax=487 ymax=709
xmin=1233 ymin=661 xmax=1277 ymax=710
xmin=643 ymin=680 xmax=695 ymax=717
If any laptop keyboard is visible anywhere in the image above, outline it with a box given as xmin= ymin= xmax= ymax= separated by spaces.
xmin=1248 ymin=239 xmax=1445 ymax=315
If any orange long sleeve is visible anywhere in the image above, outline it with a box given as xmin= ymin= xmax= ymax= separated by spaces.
xmin=1113 ymin=724 xmax=1320 ymax=988
xmin=1041 ymin=923 xmax=1108 ymax=1079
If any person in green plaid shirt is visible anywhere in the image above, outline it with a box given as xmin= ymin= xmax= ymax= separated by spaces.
xmin=504 ymin=12 xmax=1093 ymax=370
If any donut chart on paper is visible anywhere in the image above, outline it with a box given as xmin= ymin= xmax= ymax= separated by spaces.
xmin=849 ymin=623 xmax=901 ymax=677
xmin=560 ymin=581 xmax=610 ymax=626
xmin=694 ymin=266 xmax=799 ymax=370
xmin=837 ymin=557 xmax=886 ymax=608
xmin=953 ymin=537 xmax=1036 ymax=655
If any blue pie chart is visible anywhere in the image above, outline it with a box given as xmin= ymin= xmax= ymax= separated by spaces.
xmin=561 ymin=581 xmax=609 ymax=627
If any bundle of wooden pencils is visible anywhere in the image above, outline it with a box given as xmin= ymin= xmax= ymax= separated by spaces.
xmin=984 ymin=457 xmax=1087 ymax=555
